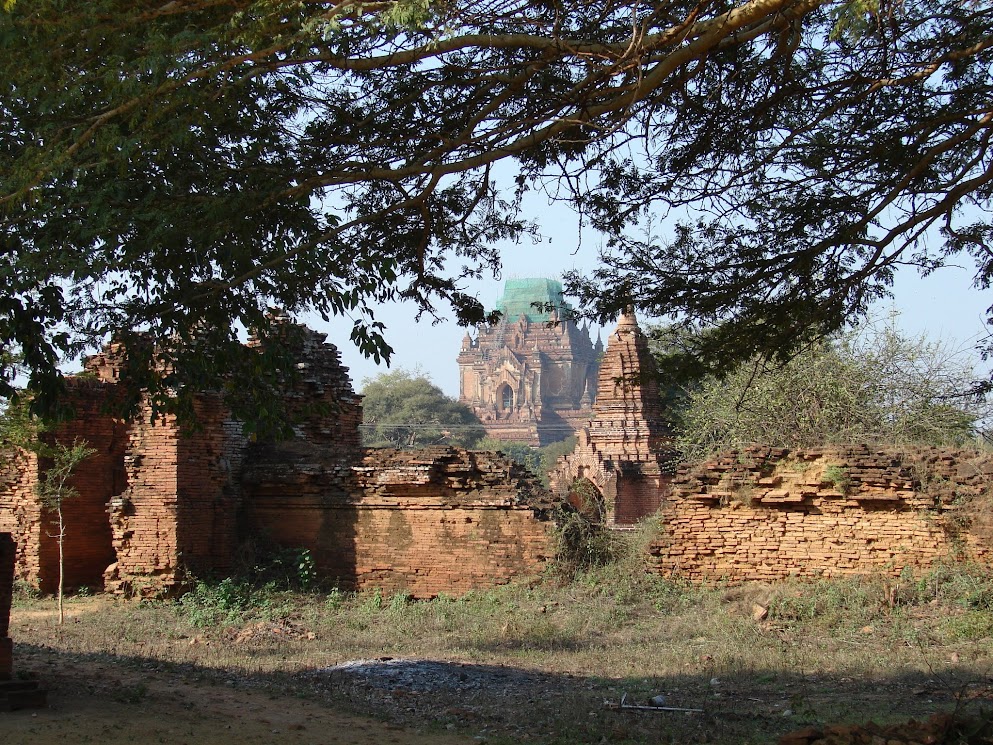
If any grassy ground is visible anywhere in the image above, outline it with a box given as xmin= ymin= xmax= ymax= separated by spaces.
xmin=9 ymin=540 xmax=993 ymax=744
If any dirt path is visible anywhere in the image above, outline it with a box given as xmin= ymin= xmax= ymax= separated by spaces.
xmin=2 ymin=645 xmax=470 ymax=745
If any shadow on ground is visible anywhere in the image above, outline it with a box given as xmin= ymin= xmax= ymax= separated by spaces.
xmin=6 ymin=641 xmax=993 ymax=744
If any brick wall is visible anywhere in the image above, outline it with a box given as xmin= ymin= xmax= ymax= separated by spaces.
xmin=242 ymin=445 xmax=559 ymax=597
xmin=0 ymin=381 xmax=125 ymax=592
xmin=0 ymin=449 xmax=42 ymax=588
xmin=648 ymin=446 xmax=993 ymax=582
xmin=106 ymin=395 xmax=245 ymax=595
xmin=105 ymin=403 xmax=182 ymax=594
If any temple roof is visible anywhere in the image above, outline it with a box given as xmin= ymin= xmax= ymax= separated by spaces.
xmin=495 ymin=278 xmax=573 ymax=323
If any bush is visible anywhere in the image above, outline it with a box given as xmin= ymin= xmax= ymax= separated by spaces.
xmin=177 ymin=577 xmax=266 ymax=627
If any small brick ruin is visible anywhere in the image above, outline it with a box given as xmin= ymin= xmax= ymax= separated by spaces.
xmin=550 ymin=309 xmax=674 ymax=526
xmin=648 ymin=445 xmax=993 ymax=582
xmin=1 ymin=319 xmax=559 ymax=598
xmin=243 ymin=444 xmax=557 ymax=596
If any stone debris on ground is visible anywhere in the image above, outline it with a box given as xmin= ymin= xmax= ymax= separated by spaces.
xmin=319 ymin=657 xmax=553 ymax=693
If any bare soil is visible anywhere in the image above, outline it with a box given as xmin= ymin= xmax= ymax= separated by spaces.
xmin=3 ymin=644 xmax=469 ymax=745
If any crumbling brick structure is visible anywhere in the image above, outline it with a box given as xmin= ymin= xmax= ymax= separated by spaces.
xmin=648 ymin=445 xmax=993 ymax=582
xmin=242 ymin=444 xmax=557 ymax=597
xmin=103 ymin=394 xmax=246 ymax=595
xmin=0 ymin=380 xmax=127 ymax=593
xmin=550 ymin=309 xmax=674 ymax=526
xmin=1 ymin=319 xmax=560 ymax=598
xmin=101 ymin=320 xmax=364 ymax=596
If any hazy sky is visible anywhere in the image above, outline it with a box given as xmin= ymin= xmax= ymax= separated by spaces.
xmin=310 ymin=199 xmax=993 ymax=399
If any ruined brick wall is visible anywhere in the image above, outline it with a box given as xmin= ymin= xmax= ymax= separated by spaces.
xmin=614 ymin=469 xmax=670 ymax=526
xmin=43 ymin=382 xmax=126 ymax=592
xmin=0 ymin=533 xmax=14 ymax=679
xmin=648 ymin=446 xmax=993 ymax=583
xmin=106 ymin=404 xmax=181 ymax=594
xmin=106 ymin=395 xmax=245 ymax=595
xmin=0 ymin=381 xmax=126 ymax=592
xmin=241 ymin=445 xmax=559 ymax=597
xmin=0 ymin=449 xmax=42 ymax=587
xmin=175 ymin=395 xmax=245 ymax=579
xmin=247 ymin=318 xmax=364 ymax=455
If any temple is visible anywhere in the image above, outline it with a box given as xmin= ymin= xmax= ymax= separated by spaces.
xmin=457 ymin=279 xmax=601 ymax=446
xmin=550 ymin=308 xmax=674 ymax=526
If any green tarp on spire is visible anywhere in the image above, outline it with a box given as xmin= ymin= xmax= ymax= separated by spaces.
xmin=495 ymin=278 xmax=572 ymax=323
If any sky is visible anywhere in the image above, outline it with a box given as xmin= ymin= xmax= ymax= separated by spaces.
xmin=309 ymin=198 xmax=993 ymax=400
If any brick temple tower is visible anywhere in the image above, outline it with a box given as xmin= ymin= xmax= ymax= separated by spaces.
xmin=550 ymin=307 xmax=673 ymax=526
xmin=457 ymin=279 xmax=601 ymax=446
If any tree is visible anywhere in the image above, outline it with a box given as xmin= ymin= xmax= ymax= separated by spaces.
xmin=2 ymin=1 xmax=990 ymax=420
xmin=36 ymin=439 xmax=96 ymax=624
xmin=663 ymin=320 xmax=990 ymax=461
xmin=360 ymin=369 xmax=484 ymax=448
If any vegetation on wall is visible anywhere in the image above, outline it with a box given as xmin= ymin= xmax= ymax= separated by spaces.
xmin=653 ymin=319 xmax=992 ymax=461
xmin=475 ymin=436 xmax=577 ymax=486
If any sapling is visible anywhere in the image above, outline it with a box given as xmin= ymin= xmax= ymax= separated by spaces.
xmin=37 ymin=439 xmax=96 ymax=625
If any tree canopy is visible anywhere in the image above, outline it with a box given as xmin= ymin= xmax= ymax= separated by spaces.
xmin=2 ymin=0 xmax=990 ymax=419
xmin=360 ymin=369 xmax=484 ymax=448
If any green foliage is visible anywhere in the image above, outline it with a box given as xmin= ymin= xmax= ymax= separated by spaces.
xmin=662 ymin=320 xmax=989 ymax=461
xmin=538 ymin=436 xmax=578 ymax=477
xmin=830 ymin=0 xmax=883 ymax=42
xmin=475 ymin=435 xmax=576 ymax=485
xmin=823 ymin=465 xmax=852 ymax=494
xmin=475 ymin=437 xmax=540 ymax=472
xmin=554 ymin=480 xmax=620 ymax=576
xmin=36 ymin=439 xmax=97 ymax=510
xmin=379 ymin=0 xmax=434 ymax=30
xmin=360 ymin=369 xmax=484 ymax=448
xmin=178 ymin=578 xmax=260 ymax=627
xmin=251 ymin=546 xmax=318 ymax=592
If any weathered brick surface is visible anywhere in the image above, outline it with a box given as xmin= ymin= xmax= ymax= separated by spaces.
xmin=648 ymin=445 xmax=993 ymax=582
xmin=247 ymin=318 xmax=363 ymax=454
xmin=0 ymin=381 xmax=126 ymax=592
xmin=1 ymin=532 xmax=14 ymax=679
xmin=105 ymin=395 xmax=246 ymax=596
xmin=0 ymin=449 xmax=42 ymax=587
xmin=551 ymin=310 xmax=673 ymax=525
xmin=242 ymin=445 xmax=558 ymax=597
xmin=2 ymin=318 xmax=563 ymax=599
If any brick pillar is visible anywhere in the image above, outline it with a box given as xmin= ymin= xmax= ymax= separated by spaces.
xmin=0 ymin=532 xmax=14 ymax=680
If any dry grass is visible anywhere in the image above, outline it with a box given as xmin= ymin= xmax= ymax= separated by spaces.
xmin=9 ymin=547 xmax=993 ymax=744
